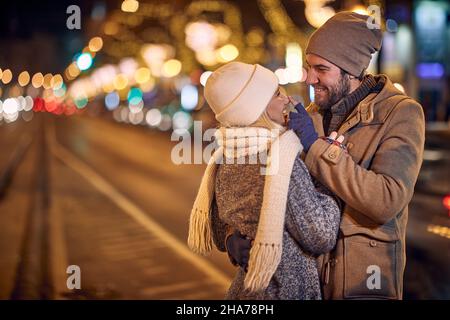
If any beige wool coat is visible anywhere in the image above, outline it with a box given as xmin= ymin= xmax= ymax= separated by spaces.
xmin=303 ymin=75 xmax=425 ymax=299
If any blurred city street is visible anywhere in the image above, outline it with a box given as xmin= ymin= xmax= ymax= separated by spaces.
xmin=0 ymin=0 xmax=449 ymax=301
xmin=0 ymin=113 xmax=237 ymax=299
xmin=404 ymin=126 xmax=450 ymax=299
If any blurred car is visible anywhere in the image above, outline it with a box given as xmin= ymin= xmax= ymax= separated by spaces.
xmin=404 ymin=125 xmax=450 ymax=299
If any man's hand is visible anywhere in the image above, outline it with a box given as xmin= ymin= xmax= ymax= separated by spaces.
xmin=328 ymin=131 xmax=345 ymax=143
xmin=287 ymin=97 xmax=319 ymax=152
xmin=225 ymin=230 xmax=252 ymax=271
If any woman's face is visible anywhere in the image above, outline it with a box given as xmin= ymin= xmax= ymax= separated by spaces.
xmin=266 ymin=87 xmax=289 ymax=125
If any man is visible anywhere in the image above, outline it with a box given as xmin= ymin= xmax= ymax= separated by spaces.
xmin=225 ymin=11 xmax=425 ymax=299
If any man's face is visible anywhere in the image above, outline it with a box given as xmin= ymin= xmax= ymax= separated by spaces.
xmin=305 ymin=53 xmax=351 ymax=110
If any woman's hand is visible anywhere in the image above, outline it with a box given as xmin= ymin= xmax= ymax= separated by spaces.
xmin=225 ymin=230 xmax=252 ymax=271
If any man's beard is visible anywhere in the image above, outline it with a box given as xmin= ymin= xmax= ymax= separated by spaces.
xmin=314 ymin=73 xmax=351 ymax=110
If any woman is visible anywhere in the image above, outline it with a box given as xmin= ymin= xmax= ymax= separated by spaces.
xmin=188 ymin=62 xmax=341 ymax=299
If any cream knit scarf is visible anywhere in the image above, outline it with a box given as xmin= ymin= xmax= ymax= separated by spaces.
xmin=188 ymin=127 xmax=303 ymax=292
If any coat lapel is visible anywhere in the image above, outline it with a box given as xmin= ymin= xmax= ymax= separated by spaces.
xmin=306 ymin=103 xmax=325 ymax=136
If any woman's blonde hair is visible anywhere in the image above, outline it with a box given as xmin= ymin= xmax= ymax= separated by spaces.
xmin=250 ymin=110 xmax=286 ymax=132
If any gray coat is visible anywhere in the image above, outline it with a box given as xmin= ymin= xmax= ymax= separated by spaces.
xmin=210 ymin=154 xmax=341 ymax=300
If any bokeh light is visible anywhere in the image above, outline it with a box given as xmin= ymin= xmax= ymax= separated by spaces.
xmin=3 ymin=98 xmax=19 ymax=114
xmin=121 ymin=0 xmax=139 ymax=13
xmin=135 ymin=67 xmax=151 ymax=84
xmin=75 ymin=95 xmax=89 ymax=109
xmin=43 ymin=73 xmax=53 ymax=89
xmin=88 ymin=37 xmax=104 ymax=52
xmin=172 ymin=111 xmax=193 ymax=135
xmin=181 ymin=85 xmax=198 ymax=111
xmin=127 ymin=87 xmax=143 ymax=105
xmin=199 ymin=71 xmax=213 ymax=87
xmin=1 ymin=69 xmax=12 ymax=84
xmin=217 ymin=44 xmax=239 ymax=62
xmin=146 ymin=108 xmax=162 ymax=127
xmin=18 ymin=71 xmax=30 ymax=87
xmin=32 ymin=72 xmax=44 ymax=88
xmin=51 ymin=74 xmax=64 ymax=90
xmin=113 ymin=74 xmax=129 ymax=90
xmin=105 ymin=92 xmax=120 ymax=110
xmin=162 ymin=59 xmax=182 ymax=78
xmin=158 ymin=114 xmax=172 ymax=131
xmin=76 ymin=53 xmax=93 ymax=71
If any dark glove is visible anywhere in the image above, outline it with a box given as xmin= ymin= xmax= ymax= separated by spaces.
xmin=288 ymin=102 xmax=319 ymax=152
xmin=225 ymin=230 xmax=252 ymax=271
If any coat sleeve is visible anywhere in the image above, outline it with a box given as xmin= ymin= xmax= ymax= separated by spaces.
xmin=304 ymin=100 xmax=425 ymax=225
xmin=285 ymin=156 xmax=341 ymax=255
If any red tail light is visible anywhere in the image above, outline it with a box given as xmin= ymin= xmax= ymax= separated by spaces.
xmin=443 ymin=195 xmax=450 ymax=212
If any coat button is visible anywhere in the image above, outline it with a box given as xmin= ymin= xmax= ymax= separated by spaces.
xmin=369 ymin=240 xmax=377 ymax=247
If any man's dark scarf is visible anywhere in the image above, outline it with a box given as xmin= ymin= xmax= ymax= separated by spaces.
xmin=321 ymin=74 xmax=386 ymax=135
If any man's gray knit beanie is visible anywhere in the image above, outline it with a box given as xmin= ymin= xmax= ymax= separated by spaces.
xmin=306 ymin=11 xmax=383 ymax=77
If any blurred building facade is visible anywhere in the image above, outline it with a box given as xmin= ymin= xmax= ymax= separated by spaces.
xmin=0 ymin=0 xmax=449 ymax=130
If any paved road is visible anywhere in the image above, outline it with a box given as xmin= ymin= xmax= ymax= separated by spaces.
xmin=0 ymin=114 xmax=235 ymax=299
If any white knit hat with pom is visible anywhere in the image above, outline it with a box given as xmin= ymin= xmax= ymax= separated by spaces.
xmin=204 ymin=62 xmax=279 ymax=126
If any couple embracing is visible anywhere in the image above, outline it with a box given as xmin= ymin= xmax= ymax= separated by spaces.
xmin=188 ymin=12 xmax=425 ymax=300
